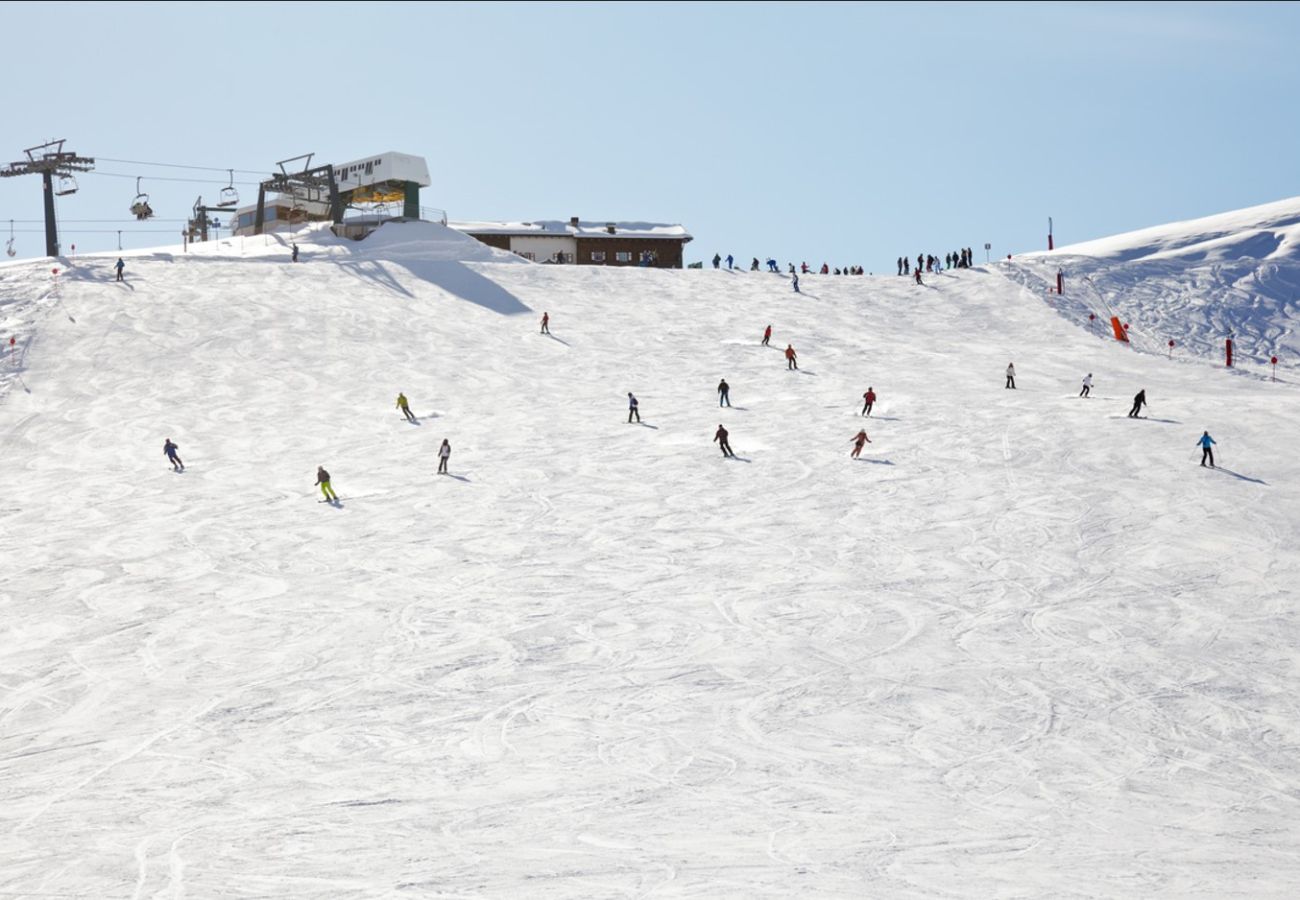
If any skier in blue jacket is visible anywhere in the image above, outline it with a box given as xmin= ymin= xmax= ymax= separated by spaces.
xmin=163 ymin=438 xmax=184 ymax=472
xmin=1197 ymin=431 xmax=1216 ymax=467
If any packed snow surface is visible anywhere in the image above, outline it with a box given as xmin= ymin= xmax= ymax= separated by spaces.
xmin=1 ymin=221 xmax=1298 ymax=898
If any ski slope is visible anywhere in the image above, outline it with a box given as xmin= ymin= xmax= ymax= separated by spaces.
xmin=1012 ymin=196 xmax=1300 ymax=369
xmin=1 ymin=221 xmax=1298 ymax=898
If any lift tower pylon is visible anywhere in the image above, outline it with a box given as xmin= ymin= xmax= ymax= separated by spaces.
xmin=0 ymin=140 xmax=95 ymax=257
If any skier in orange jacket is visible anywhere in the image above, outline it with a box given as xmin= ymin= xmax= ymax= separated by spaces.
xmin=785 ymin=344 xmax=798 ymax=370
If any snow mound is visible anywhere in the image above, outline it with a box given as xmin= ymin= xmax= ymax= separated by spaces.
xmin=340 ymin=220 xmax=528 ymax=263
xmin=1009 ymin=197 xmax=1300 ymax=367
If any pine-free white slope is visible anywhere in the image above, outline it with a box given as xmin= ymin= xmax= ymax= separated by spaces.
xmin=1 ymin=225 xmax=1297 ymax=898
xmin=1014 ymin=196 xmax=1300 ymax=368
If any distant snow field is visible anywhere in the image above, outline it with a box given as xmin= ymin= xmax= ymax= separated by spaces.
xmin=1 ymin=213 xmax=1298 ymax=898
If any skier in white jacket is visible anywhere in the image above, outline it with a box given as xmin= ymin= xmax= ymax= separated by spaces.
xmin=1079 ymin=373 xmax=1093 ymax=398
xmin=1005 ymin=363 xmax=1016 ymax=389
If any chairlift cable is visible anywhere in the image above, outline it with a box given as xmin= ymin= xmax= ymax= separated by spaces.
xmin=86 ymin=171 xmax=258 ymax=186
xmin=96 ymin=157 xmax=264 ymax=175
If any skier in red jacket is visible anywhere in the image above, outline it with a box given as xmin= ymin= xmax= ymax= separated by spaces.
xmin=540 ymin=311 xmax=550 ymax=334
xmin=762 ymin=324 xmax=772 ymax=346
xmin=785 ymin=344 xmax=798 ymax=370
xmin=861 ymin=387 xmax=876 ymax=416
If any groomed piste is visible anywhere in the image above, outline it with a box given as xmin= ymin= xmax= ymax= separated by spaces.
xmin=1 ymin=213 xmax=1297 ymax=897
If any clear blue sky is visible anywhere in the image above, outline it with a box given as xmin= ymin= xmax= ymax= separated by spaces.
xmin=3 ymin=1 xmax=1298 ymax=269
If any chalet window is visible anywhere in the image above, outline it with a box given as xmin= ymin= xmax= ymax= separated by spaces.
xmin=615 ymin=251 xmax=632 ymax=262
xmin=591 ymin=251 xmax=606 ymax=262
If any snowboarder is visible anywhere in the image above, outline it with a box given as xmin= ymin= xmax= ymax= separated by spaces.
xmin=627 ymin=392 xmax=640 ymax=423
xmin=718 ymin=378 xmax=731 ymax=407
xmin=315 ymin=466 xmax=338 ymax=502
xmin=396 ymin=392 xmax=416 ymax=422
xmin=1128 ymin=389 xmax=1147 ymax=418
xmin=1197 ymin=431 xmax=1216 ymax=467
xmin=751 ymin=258 xmax=760 ymax=271
xmin=762 ymin=324 xmax=772 ymax=346
xmin=163 ymin=438 xmax=184 ymax=472
xmin=114 ymin=258 xmax=125 ymax=282
xmin=291 ymin=243 xmax=300 ymax=263
xmin=792 ymin=273 xmax=800 ymax=293
xmin=1079 ymin=373 xmax=1093 ymax=398
xmin=540 ymin=311 xmax=550 ymax=334
xmin=712 ymin=253 xmax=721 ymax=269
xmin=862 ymin=387 xmax=876 ymax=416
xmin=1005 ymin=363 xmax=1016 ymax=389
xmin=714 ymin=424 xmax=735 ymax=458
xmin=851 ymin=429 xmax=871 ymax=458
xmin=438 ymin=439 xmax=451 ymax=474
xmin=785 ymin=344 xmax=798 ymax=370
xmin=726 ymin=254 xmax=734 ymax=270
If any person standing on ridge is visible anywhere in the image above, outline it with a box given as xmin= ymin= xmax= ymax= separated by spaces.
xmin=851 ymin=429 xmax=871 ymax=458
xmin=396 ymin=392 xmax=416 ymax=422
xmin=718 ymin=378 xmax=731 ymax=407
xmin=540 ymin=311 xmax=550 ymax=334
xmin=714 ymin=424 xmax=735 ymax=458
xmin=726 ymin=254 xmax=734 ymax=270
xmin=1005 ymin=362 xmax=1016 ymax=389
xmin=438 ymin=439 xmax=451 ymax=474
xmin=762 ymin=324 xmax=772 ymax=346
xmin=315 ymin=466 xmax=338 ymax=502
xmin=114 ymin=258 xmax=125 ymax=282
xmin=1080 ymin=373 xmax=1093 ymax=398
xmin=163 ymin=438 xmax=184 ymax=472
xmin=1128 ymin=389 xmax=1147 ymax=418
xmin=712 ymin=253 xmax=721 ymax=269
xmin=862 ymin=387 xmax=876 ymax=416
xmin=792 ymin=272 xmax=800 ymax=294
xmin=785 ymin=344 xmax=798 ymax=370
xmin=1196 ymin=430 xmax=1216 ymax=467
xmin=292 ymin=243 xmax=300 ymax=263
xmin=627 ymin=392 xmax=640 ymax=423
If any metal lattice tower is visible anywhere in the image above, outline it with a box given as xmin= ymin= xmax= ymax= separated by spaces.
xmin=254 ymin=153 xmax=343 ymax=235
xmin=0 ymin=140 xmax=95 ymax=257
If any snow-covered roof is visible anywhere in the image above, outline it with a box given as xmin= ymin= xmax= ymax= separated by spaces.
xmin=449 ymin=219 xmax=692 ymax=240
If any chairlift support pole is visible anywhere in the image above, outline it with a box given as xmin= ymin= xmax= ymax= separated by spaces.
xmin=254 ymin=152 xmax=342 ymax=235
xmin=0 ymin=140 xmax=94 ymax=258
xmin=42 ymin=170 xmax=58 ymax=257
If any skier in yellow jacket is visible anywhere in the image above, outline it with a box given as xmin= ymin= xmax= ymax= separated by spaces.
xmin=396 ymin=392 xmax=416 ymax=422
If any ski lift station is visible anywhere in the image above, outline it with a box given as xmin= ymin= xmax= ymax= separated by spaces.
xmin=230 ymin=151 xmax=431 ymax=238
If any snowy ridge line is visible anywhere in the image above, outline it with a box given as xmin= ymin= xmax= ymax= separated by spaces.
xmin=1018 ymin=196 xmax=1300 ymax=370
